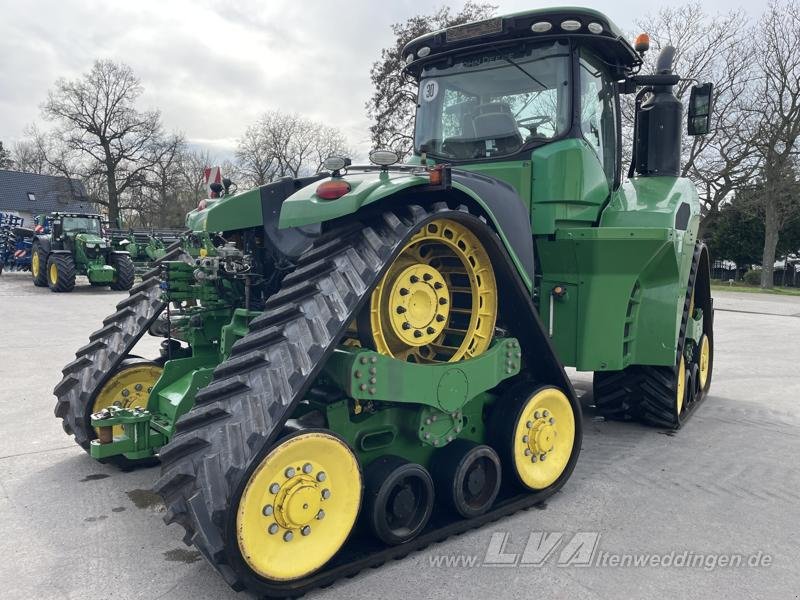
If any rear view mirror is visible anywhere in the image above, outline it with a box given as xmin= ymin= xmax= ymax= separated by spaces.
xmin=688 ymin=83 xmax=713 ymax=136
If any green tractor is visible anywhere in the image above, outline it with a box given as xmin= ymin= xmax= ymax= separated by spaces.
xmin=55 ymin=7 xmax=714 ymax=597
xmin=31 ymin=212 xmax=135 ymax=292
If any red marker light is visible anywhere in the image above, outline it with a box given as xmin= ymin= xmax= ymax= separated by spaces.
xmin=316 ymin=180 xmax=351 ymax=200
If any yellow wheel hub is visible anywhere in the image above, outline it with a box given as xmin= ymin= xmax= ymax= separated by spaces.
xmin=366 ymin=219 xmax=497 ymax=363
xmin=237 ymin=431 xmax=361 ymax=582
xmin=92 ymin=363 xmax=162 ymax=437
xmin=676 ymin=356 xmax=686 ymax=414
xmin=512 ymin=388 xmax=575 ymax=490
xmin=31 ymin=252 xmax=40 ymax=277
xmin=49 ymin=263 xmax=58 ymax=285
xmin=387 ymin=263 xmax=450 ymax=347
xmin=698 ymin=335 xmax=710 ymax=390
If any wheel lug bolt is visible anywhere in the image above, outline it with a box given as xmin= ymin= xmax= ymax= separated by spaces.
xmin=121 ymin=389 xmax=130 ymax=397
xmin=370 ymin=357 xmax=377 ymax=363
xmin=402 ymin=322 xmax=411 ymax=330
xmin=433 ymin=439 xmax=439 ymax=446
xmin=435 ymin=314 xmax=445 ymax=322
xmin=426 ymin=327 xmax=435 ymax=335
xmin=524 ymin=448 xmax=532 ymax=456
xmin=354 ymin=370 xmax=362 ymax=379
xmin=522 ymin=435 xmax=529 ymax=443
xmin=413 ymin=330 xmax=422 ymax=338
xmin=269 ymin=483 xmax=280 ymax=494
xmin=301 ymin=525 xmax=311 ymax=536
xmin=369 ymin=377 xmax=376 ymax=384
xmin=303 ymin=463 xmax=313 ymax=474
xmin=322 ymin=489 xmax=331 ymax=499
xmin=316 ymin=510 xmax=325 ymax=520
xmin=262 ymin=504 xmax=274 ymax=516
xmin=526 ymin=421 xmax=533 ymax=429
xmin=285 ymin=467 xmax=296 ymax=478
xmin=434 ymin=282 xmax=443 ymax=290
xmin=268 ymin=523 xmax=279 ymax=534
xmin=534 ymin=411 xmax=541 ymax=419
xmin=438 ymin=297 xmax=447 ymax=305
xmin=540 ymin=454 xmax=547 ymax=461
xmin=410 ymin=275 xmax=419 ymax=283
xmin=425 ymin=418 xmax=431 ymax=425
xmin=549 ymin=417 xmax=555 ymax=425
xmin=423 ymin=273 xmax=432 ymax=281
xmin=134 ymin=383 xmax=143 ymax=391
xmin=396 ymin=306 xmax=406 ymax=314
xmin=543 ymin=410 xmax=550 ymax=417
xmin=531 ymin=455 xmax=538 ymax=463
xmin=369 ymin=367 xmax=376 ymax=375
xmin=317 ymin=472 xmax=326 ymax=482
xmin=283 ymin=531 xmax=293 ymax=542
xmin=399 ymin=288 xmax=409 ymax=296
xmin=360 ymin=383 xmax=367 ymax=391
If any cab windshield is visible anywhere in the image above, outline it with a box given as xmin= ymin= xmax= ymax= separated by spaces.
xmin=62 ymin=216 xmax=101 ymax=235
xmin=414 ymin=40 xmax=571 ymax=161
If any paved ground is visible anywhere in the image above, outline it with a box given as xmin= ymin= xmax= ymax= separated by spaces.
xmin=1 ymin=271 xmax=798 ymax=600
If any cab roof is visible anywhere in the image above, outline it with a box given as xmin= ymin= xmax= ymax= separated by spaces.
xmin=403 ymin=7 xmax=640 ymax=78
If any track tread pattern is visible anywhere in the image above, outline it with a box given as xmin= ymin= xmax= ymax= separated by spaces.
xmin=52 ymin=243 xmax=185 ymax=448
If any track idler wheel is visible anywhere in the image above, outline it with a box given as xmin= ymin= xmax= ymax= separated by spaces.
xmin=364 ymin=455 xmax=434 ymax=545
xmin=492 ymin=385 xmax=577 ymax=491
xmin=235 ymin=430 xmax=362 ymax=582
xmin=430 ymin=440 xmax=502 ymax=518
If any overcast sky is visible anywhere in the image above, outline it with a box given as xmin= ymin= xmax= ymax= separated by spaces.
xmin=0 ymin=0 xmax=763 ymax=161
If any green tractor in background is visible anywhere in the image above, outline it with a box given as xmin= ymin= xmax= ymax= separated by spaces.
xmin=105 ymin=224 xmax=186 ymax=274
xmin=31 ymin=212 xmax=135 ymax=292
xmin=55 ymin=7 xmax=714 ymax=597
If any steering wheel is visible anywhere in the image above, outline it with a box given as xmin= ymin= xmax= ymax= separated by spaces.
xmin=516 ymin=115 xmax=552 ymax=131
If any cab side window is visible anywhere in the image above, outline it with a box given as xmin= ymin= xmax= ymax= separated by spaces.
xmin=579 ymin=51 xmax=618 ymax=187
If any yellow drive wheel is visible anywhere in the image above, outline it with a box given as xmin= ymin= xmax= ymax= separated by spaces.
xmin=494 ymin=386 xmax=576 ymax=491
xmin=32 ymin=251 xmax=40 ymax=277
xmin=92 ymin=360 xmax=163 ymax=438
xmin=698 ymin=334 xmax=711 ymax=390
xmin=236 ymin=431 xmax=362 ymax=582
xmin=363 ymin=218 xmax=497 ymax=363
xmin=676 ymin=356 xmax=686 ymax=415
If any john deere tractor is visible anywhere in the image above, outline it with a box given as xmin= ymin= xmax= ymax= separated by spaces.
xmin=55 ymin=8 xmax=714 ymax=596
xmin=31 ymin=212 xmax=135 ymax=292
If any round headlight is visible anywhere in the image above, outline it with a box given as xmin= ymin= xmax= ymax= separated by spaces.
xmin=531 ymin=21 xmax=552 ymax=33
xmin=561 ymin=20 xmax=582 ymax=31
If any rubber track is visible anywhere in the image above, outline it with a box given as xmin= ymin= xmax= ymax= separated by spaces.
xmin=53 ymin=243 xmax=185 ymax=450
xmin=154 ymin=204 xmax=579 ymax=597
xmin=594 ymin=242 xmax=711 ymax=428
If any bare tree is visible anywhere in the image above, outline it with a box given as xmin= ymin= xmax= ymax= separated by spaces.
xmin=42 ymin=59 xmax=170 ymax=223
xmin=0 ymin=141 xmax=13 ymax=169
xmin=234 ymin=111 xmax=352 ymax=188
xmin=750 ymin=1 xmax=800 ymax=287
xmin=365 ymin=2 xmax=498 ymax=157
xmin=630 ymin=5 xmax=759 ymax=232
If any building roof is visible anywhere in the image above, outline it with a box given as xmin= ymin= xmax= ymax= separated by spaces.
xmin=0 ymin=169 xmax=94 ymax=217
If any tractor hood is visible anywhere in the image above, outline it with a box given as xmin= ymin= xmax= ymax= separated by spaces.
xmin=279 ymin=170 xmax=430 ymax=228
xmin=75 ymin=232 xmax=109 ymax=248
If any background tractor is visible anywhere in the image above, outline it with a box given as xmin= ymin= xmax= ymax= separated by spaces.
xmin=104 ymin=225 xmax=186 ymax=274
xmin=31 ymin=212 xmax=135 ymax=292
xmin=55 ymin=7 xmax=714 ymax=597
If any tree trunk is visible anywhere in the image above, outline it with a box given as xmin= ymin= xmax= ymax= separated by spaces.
xmin=760 ymin=198 xmax=780 ymax=289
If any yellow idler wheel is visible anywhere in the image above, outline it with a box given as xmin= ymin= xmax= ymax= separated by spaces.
xmin=492 ymin=386 xmax=576 ymax=491
xmin=698 ymin=335 xmax=711 ymax=390
xmin=236 ymin=431 xmax=362 ymax=582
xmin=363 ymin=218 xmax=497 ymax=363
xmin=676 ymin=356 xmax=686 ymax=415
xmin=92 ymin=360 xmax=163 ymax=438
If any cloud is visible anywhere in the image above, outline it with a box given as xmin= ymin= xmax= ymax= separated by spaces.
xmin=0 ymin=0 xmax=758 ymax=163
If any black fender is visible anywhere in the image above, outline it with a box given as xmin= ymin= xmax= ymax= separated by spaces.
xmin=32 ymin=235 xmax=52 ymax=255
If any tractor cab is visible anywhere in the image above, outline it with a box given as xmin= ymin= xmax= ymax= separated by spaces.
xmin=403 ymin=8 xmax=712 ymax=234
